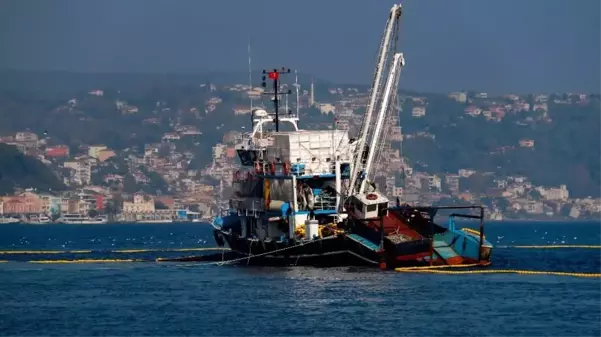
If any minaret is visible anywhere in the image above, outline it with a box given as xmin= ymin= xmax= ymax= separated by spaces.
xmin=309 ymin=78 xmax=315 ymax=107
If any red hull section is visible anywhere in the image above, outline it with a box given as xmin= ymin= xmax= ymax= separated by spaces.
xmin=368 ymin=212 xmax=422 ymax=239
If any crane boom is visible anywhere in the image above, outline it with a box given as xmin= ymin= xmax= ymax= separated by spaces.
xmin=348 ymin=4 xmax=402 ymax=197
xmin=359 ymin=52 xmax=405 ymax=194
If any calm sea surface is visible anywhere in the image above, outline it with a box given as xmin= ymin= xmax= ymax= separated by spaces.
xmin=0 ymin=221 xmax=599 ymax=336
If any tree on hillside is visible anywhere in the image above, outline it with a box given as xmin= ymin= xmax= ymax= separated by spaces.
xmin=123 ymin=174 xmax=138 ymax=194
xmin=0 ymin=144 xmax=66 ymax=194
xmin=529 ymin=189 xmax=542 ymax=200
xmin=154 ymin=200 xmax=169 ymax=210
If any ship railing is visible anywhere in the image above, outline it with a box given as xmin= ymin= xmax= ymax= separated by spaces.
xmin=237 ymin=158 xmax=353 ymax=178
xmin=230 ymin=198 xmax=264 ymax=215
xmin=313 ymin=194 xmax=337 ymax=211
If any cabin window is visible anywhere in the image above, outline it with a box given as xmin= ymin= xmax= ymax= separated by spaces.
xmin=366 ymin=204 xmax=377 ymax=212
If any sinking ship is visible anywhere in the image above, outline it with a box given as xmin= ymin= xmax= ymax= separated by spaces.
xmin=211 ymin=3 xmax=493 ymax=269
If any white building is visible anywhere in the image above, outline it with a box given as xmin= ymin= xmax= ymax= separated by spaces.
xmin=412 ymin=106 xmax=426 ymax=117
xmin=64 ymin=161 xmax=91 ymax=186
xmin=542 ymin=185 xmax=569 ymax=201
xmin=88 ymin=145 xmax=108 ymax=158
xmin=445 ymin=174 xmax=460 ymax=194
xmin=428 ymin=175 xmax=442 ymax=191
xmin=316 ymin=103 xmax=336 ymax=115
xmin=449 ymin=92 xmax=467 ymax=103
xmin=123 ymin=194 xmax=155 ymax=214
xmin=15 ymin=132 xmax=39 ymax=142
xmin=458 ymin=169 xmax=476 ymax=178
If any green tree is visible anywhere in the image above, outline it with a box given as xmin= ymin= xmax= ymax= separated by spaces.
xmin=529 ymin=189 xmax=542 ymax=200
xmin=154 ymin=200 xmax=169 ymax=210
xmin=157 ymin=144 xmax=171 ymax=158
xmin=0 ymin=144 xmax=66 ymax=194
xmin=495 ymin=197 xmax=510 ymax=212
xmin=123 ymin=174 xmax=138 ymax=194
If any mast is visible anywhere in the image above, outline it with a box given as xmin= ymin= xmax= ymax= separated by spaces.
xmin=261 ymin=68 xmax=292 ymax=132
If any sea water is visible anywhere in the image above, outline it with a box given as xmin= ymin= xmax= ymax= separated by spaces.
xmin=0 ymin=221 xmax=599 ymax=336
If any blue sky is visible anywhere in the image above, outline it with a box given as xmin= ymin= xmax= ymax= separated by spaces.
xmin=0 ymin=0 xmax=599 ymax=94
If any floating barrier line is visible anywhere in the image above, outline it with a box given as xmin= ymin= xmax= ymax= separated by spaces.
xmin=0 ymin=247 xmax=230 ymax=255
xmin=29 ymin=259 xmax=147 ymax=264
xmin=0 ymin=250 xmax=93 ymax=255
xmin=497 ymin=245 xmax=601 ymax=249
xmin=396 ymin=268 xmax=601 ymax=278
xmin=112 ymin=247 xmax=230 ymax=253
xmin=396 ymin=263 xmax=489 ymax=270
xmin=395 ymin=264 xmax=601 ymax=278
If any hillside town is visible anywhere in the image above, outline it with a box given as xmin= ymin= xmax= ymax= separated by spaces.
xmin=0 ymin=82 xmax=599 ymax=224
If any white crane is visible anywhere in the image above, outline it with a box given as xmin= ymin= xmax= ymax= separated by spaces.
xmin=341 ymin=52 xmax=406 ymax=220
xmin=348 ymin=3 xmax=403 ymax=198
xmin=359 ymin=52 xmax=405 ymax=194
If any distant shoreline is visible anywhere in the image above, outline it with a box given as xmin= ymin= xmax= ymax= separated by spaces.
xmin=4 ymin=222 xmax=213 ymax=226
xmin=5 ymin=219 xmax=600 ymax=226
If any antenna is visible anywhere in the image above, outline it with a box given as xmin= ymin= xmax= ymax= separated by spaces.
xmin=285 ymin=90 xmax=289 ymax=116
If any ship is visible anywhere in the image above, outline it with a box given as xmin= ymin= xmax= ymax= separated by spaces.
xmin=27 ymin=214 xmax=51 ymax=224
xmin=57 ymin=214 xmax=108 ymax=224
xmin=0 ymin=216 xmax=20 ymax=224
xmin=211 ymin=3 xmax=493 ymax=269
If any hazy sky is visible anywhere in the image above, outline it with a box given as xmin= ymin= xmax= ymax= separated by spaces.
xmin=0 ymin=0 xmax=599 ymax=94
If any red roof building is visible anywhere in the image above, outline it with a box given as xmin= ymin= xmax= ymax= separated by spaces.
xmin=46 ymin=146 xmax=70 ymax=158
xmin=226 ymin=147 xmax=236 ymax=158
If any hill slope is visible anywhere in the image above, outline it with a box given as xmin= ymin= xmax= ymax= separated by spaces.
xmin=0 ymin=144 xmax=66 ymax=194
